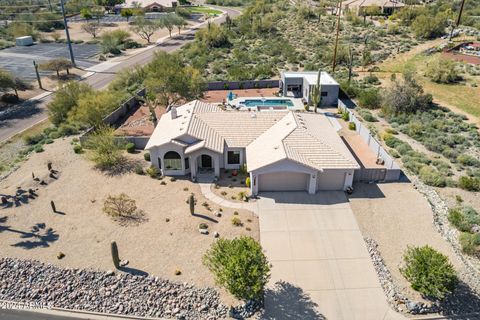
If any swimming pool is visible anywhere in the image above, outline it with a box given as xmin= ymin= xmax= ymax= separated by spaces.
xmin=239 ymin=99 xmax=295 ymax=108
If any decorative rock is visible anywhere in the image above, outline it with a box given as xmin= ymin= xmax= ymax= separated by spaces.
xmin=56 ymin=252 xmax=65 ymax=260
xmin=213 ymin=231 xmax=220 ymax=238
xmin=200 ymin=229 xmax=209 ymax=235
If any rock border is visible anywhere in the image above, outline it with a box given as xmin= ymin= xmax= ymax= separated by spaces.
xmin=0 ymin=258 xmax=261 ymax=320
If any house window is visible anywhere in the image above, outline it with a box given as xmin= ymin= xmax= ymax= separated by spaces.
xmin=321 ymin=92 xmax=328 ymax=97
xmin=164 ymin=151 xmax=182 ymax=170
xmin=227 ymin=151 xmax=240 ymax=165
xmin=185 ymin=157 xmax=189 ymax=169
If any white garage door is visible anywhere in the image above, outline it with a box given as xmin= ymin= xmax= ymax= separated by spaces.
xmin=316 ymin=170 xmax=346 ymax=191
xmin=259 ymin=172 xmax=309 ymax=192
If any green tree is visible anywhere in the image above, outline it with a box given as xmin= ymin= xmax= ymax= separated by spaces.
xmin=71 ymin=90 xmax=126 ymax=126
xmin=144 ymin=52 xmax=205 ymax=107
xmin=425 ymin=57 xmax=459 ymax=84
xmin=159 ymin=13 xmax=176 ymax=38
xmin=39 ymin=58 xmax=74 ymax=78
xmin=121 ymin=8 xmax=133 ymax=22
xmin=131 ymin=17 xmax=160 ymax=43
xmin=47 ymin=82 xmax=93 ymax=126
xmin=411 ymin=12 xmax=449 ymax=39
xmin=95 ymin=0 xmax=125 ymax=12
xmin=203 ymin=236 xmax=270 ymax=301
xmin=400 ymin=245 xmax=457 ymax=300
xmin=361 ymin=6 xmax=381 ymax=25
xmin=84 ymin=125 xmax=125 ymax=169
xmin=7 ymin=22 xmax=37 ymax=40
xmin=382 ymin=73 xmax=432 ymax=115
xmin=80 ymin=8 xmax=93 ymax=20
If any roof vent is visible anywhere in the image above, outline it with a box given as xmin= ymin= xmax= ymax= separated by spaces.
xmin=251 ymin=113 xmax=257 ymax=118
xmin=171 ymin=107 xmax=178 ymax=119
xmin=274 ymin=146 xmax=279 ymax=150
xmin=286 ymin=122 xmax=291 ymax=125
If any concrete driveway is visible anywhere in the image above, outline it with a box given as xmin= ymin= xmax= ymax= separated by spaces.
xmin=258 ymin=191 xmax=404 ymax=320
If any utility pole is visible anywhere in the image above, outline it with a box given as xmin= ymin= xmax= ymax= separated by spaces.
xmin=449 ymin=0 xmax=466 ymax=41
xmin=33 ymin=61 xmax=43 ymax=90
xmin=59 ymin=0 xmax=76 ymax=66
xmin=332 ymin=0 xmax=342 ymax=73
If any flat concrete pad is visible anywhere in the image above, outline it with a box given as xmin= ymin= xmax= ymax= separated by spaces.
xmin=259 ymin=192 xmax=404 ymax=320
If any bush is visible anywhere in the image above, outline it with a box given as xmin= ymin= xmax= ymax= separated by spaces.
xmin=144 ymin=152 xmax=151 ymax=161
xmin=400 ymin=245 xmax=457 ymax=300
xmin=358 ymin=89 xmax=381 ymax=109
xmin=459 ymin=232 xmax=480 ymax=255
xmin=84 ymin=126 xmax=125 ymax=170
xmin=134 ymin=164 xmax=144 ymax=175
xmin=103 ymin=193 xmax=137 ymax=218
xmin=419 ymin=166 xmax=446 ymax=187
xmin=425 ymin=57 xmax=459 ymax=84
xmin=73 ymin=144 xmax=83 ymax=154
xmin=231 ymin=216 xmax=242 ymax=226
xmin=245 ymin=177 xmax=251 ymax=188
xmin=342 ymin=111 xmax=350 ymax=121
xmin=203 ymin=236 xmax=270 ymax=301
xmin=458 ymin=176 xmax=480 ymax=192
xmin=34 ymin=145 xmax=44 ymax=153
xmin=357 ymin=109 xmax=378 ymax=122
xmin=448 ymin=208 xmax=472 ymax=232
xmin=125 ymin=142 xmax=135 ymax=153
xmin=146 ymin=165 xmax=160 ymax=178
xmin=348 ymin=122 xmax=356 ymax=130
xmin=24 ymin=134 xmax=44 ymax=145
xmin=58 ymin=123 xmax=79 ymax=136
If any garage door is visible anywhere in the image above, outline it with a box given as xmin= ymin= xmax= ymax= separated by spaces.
xmin=259 ymin=172 xmax=309 ymax=192
xmin=316 ymin=170 xmax=346 ymax=191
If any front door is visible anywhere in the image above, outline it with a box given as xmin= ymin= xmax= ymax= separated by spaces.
xmin=201 ymin=155 xmax=212 ymax=168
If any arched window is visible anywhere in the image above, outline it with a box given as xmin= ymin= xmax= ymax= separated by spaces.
xmin=164 ymin=151 xmax=182 ymax=170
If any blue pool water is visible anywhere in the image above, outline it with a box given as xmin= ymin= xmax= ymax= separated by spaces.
xmin=240 ymin=99 xmax=294 ymax=107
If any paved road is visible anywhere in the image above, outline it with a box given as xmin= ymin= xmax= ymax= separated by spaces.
xmin=0 ymin=6 xmax=239 ymax=143
xmin=258 ymin=191 xmax=404 ymax=320
xmin=0 ymin=309 xmax=80 ymax=320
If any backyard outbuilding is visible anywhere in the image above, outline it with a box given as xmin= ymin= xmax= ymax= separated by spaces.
xmin=145 ymin=100 xmax=360 ymax=195
xmin=280 ymin=71 xmax=339 ymax=106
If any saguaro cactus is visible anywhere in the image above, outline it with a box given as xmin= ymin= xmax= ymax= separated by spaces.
xmin=111 ymin=241 xmax=120 ymax=269
xmin=189 ymin=193 xmax=195 ymax=215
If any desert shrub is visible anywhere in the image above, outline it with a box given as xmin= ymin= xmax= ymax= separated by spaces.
xmin=357 ymin=109 xmax=378 ymax=122
xmin=47 ymin=82 xmax=93 ymax=126
xmin=125 ymin=142 xmax=135 ymax=153
xmin=84 ymin=126 xmax=125 ymax=169
xmin=24 ymin=133 xmax=44 ymax=145
xmin=203 ymin=236 xmax=270 ymax=301
xmin=73 ymin=144 xmax=83 ymax=154
xmin=448 ymin=208 xmax=473 ymax=232
xmin=103 ymin=193 xmax=137 ymax=217
xmin=419 ymin=166 xmax=446 ymax=187
xmin=101 ymin=29 xmax=131 ymax=54
xmin=70 ymin=90 xmax=127 ymax=127
xmin=348 ymin=122 xmax=356 ymax=130
xmin=134 ymin=164 xmax=144 ymax=175
xmin=57 ymin=123 xmax=79 ymax=136
xmin=144 ymin=152 xmax=151 ymax=161
xmin=459 ymin=232 xmax=480 ymax=255
xmin=358 ymin=89 xmax=381 ymax=109
xmin=425 ymin=57 xmax=460 ymax=84
xmin=146 ymin=165 xmax=160 ymax=178
xmin=34 ymin=145 xmax=44 ymax=153
xmin=411 ymin=12 xmax=448 ymax=39
xmin=245 ymin=177 xmax=251 ymax=188
xmin=231 ymin=216 xmax=243 ymax=226
xmin=400 ymin=245 xmax=457 ymax=300
xmin=458 ymin=176 xmax=480 ymax=192
xmin=457 ymin=155 xmax=480 ymax=167
xmin=342 ymin=111 xmax=350 ymax=121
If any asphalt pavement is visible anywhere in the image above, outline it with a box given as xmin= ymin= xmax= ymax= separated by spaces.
xmin=0 ymin=6 xmax=240 ymax=143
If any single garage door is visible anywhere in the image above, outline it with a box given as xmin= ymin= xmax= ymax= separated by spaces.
xmin=259 ymin=172 xmax=309 ymax=192
xmin=316 ymin=170 xmax=346 ymax=191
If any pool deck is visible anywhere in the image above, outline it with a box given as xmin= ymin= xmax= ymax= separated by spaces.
xmin=200 ymin=88 xmax=279 ymax=103
xmin=230 ymin=96 xmax=304 ymax=111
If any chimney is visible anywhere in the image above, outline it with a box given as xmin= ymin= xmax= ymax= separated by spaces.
xmin=171 ymin=106 xmax=178 ymax=119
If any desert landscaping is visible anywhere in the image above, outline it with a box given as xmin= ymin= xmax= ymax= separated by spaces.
xmin=0 ymin=137 xmax=259 ymax=306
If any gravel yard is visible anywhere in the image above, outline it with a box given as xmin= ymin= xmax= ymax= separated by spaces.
xmin=0 ymin=138 xmax=259 ymax=306
xmin=349 ymin=182 xmax=480 ymax=314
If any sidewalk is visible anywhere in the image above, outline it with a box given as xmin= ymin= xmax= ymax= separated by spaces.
xmin=198 ymin=183 xmax=258 ymax=214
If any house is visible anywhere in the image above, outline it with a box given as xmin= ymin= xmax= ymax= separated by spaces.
xmin=343 ymin=0 xmax=405 ymax=16
xmin=145 ymin=100 xmax=360 ymax=195
xmin=121 ymin=0 xmax=177 ymax=11
xmin=280 ymin=71 xmax=339 ymax=107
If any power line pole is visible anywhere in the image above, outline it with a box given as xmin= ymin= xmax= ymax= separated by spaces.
xmin=449 ymin=0 xmax=466 ymax=41
xmin=332 ymin=0 xmax=342 ymax=73
xmin=59 ymin=0 xmax=76 ymax=66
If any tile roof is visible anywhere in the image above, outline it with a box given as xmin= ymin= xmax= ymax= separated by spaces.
xmin=146 ymin=100 xmax=360 ymax=171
